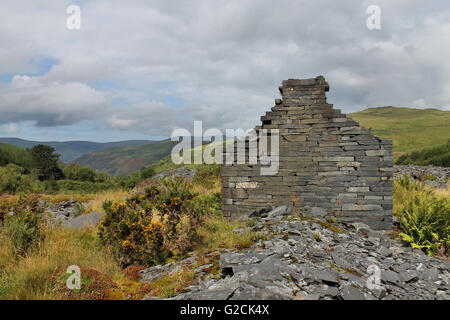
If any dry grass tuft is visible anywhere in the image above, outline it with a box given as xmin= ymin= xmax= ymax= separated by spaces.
xmin=0 ymin=226 xmax=125 ymax=300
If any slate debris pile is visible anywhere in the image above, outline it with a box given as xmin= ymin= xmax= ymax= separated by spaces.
xmin=394 ymin=165 xmax=449 ymax=190
xmin=142 ymin=207 xmax=449 ymax=300
xmin=46 ymin=199 xmax=82 ymax=222
xmin=44 ymin=200 xmax=104 ymax=230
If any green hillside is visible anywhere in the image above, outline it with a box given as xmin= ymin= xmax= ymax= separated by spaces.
xmin=0 ymin=138 xmax=151 ymax=163
xmin=349 ymin=107 xmax=450 ymax=158
xmin=74 ymin=139 xmax=178 ymax=175
xmin=396 ymin=139 xmax=450 ymax=166
xmin=0 ymin=143 xmax=34 ymax=168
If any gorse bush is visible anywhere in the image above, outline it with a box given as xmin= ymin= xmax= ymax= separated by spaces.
xmin=1 ymin=194 xmax=45 ymax=257
xmin=394 ymin=175 xmax=450 ymax=256
xmin=98 ymin=176 xmax=222 ymax=267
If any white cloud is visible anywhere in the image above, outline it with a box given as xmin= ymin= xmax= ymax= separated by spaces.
xmin=0 ymin=0 xmax=449 ymax=139
xmin=1 ymin=123 xmax=20 ymax=134
xmin=0 ymin=75 xmax=107 ymax=126
xmin=106 ymin=101 xmax=185 ymax=136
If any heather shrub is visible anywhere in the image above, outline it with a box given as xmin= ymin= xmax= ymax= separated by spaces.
xmin=52 ymin=267 xmax=117 ymax=300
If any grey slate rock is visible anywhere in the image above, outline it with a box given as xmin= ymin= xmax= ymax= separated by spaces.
xmin=399 ymin=271 xmax=418 ymax=283
xmin=381 ymin=270 xmax=400 ymax=284
xmin=420 ymin=267 xmax=439 ymax=281
xmin=248 ymin=207 xmax=272 ymax=218
xmin=310 ymin=207 xmax=327 ymax=218
xmin=340 ymin=285 xmax=366 ymax=300
xmin=61 ymin=212 xmax=104 ymax=230
xmin=267 ymin=205 xmax=291 ymax=218
xmin=141 ymin=212 xmax=450 ymax=301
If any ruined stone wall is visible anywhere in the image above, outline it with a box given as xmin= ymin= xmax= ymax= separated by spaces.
xmin=221 ymin=76 xmax=393 ymax=230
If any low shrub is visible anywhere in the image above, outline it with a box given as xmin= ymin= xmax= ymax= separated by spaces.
xmin=192 ymin=165 xmax=220 ymax=189
xmin=394 ymin=175 xmax=450 ymax=256
xmin=0 ymin=164 xmax=46 ymax=194
xmin=123 ymin=265 xmax=146 ymax=281
xmin=189 ymin=192 xmax=222 ymax=217
xmin=140 ymin=167 xmax=156 ymax=180
xmin=98 ymin=177 xmax=208 ymax=267
xmin=2 ymin=194 xmax=45 ymax=257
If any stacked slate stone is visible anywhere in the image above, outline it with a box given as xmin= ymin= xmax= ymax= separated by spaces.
xmin=221 ymin=76 xmax=393 ymax=230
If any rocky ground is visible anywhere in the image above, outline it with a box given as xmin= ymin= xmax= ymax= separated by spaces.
xmin=44 ymin=199 xmax=104 ymax=230
xmin=394 ymin=165 xmax=449 ymax=189
xmin=45 ymin=199 xmax=83 ymax=222
xmin=153 ymin=168 xmax=197 ymax=180
xmin=141 ymin=206 xmax=449 ymax=300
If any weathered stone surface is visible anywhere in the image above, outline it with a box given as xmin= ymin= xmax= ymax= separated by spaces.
xmin=46 ymin=199 xmax=86 ymax=222
xmin=310 ymin=207 xmax=327 ymax=217
xmin=340 ymin=285 xmax=366 ymax=300
xmin=141 ymin=212 xmax=450 ymax=300
xmin=153 ymin=168 xmax=196 ymax=179
xmin=61 ymin=211 xmax=104 ymax=230
xmin=267 ymin=205 xmax=291 ymax=218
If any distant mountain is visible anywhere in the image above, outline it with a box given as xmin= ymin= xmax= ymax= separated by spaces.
xmin=74 ymin=139 xmax=178 ymax=175
xmin=0 ymin=137 xmax=151 ymax=163
xmin=4 ymin=107 xmax=448 ymax=174
xmin=349 ymin=107 xmax=450 ymax=159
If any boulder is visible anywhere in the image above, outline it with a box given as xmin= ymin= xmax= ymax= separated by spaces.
xmin=61 ymin=211 xmax=104 ymax=230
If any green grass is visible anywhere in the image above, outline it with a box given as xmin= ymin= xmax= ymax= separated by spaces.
xmin=149 ymin=139 xmax=233 ymax=174
xmin=349 ymin=107 xmax=450 ymax=159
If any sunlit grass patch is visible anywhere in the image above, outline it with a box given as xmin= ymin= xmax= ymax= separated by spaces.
xmin=0 ymin=226 xmax=124 ymax=300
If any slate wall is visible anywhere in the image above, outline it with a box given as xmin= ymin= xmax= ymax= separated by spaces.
xmin=221 ymin=76 xmax=393 ymax=230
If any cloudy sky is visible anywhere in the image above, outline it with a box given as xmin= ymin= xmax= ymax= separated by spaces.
xmin=0 ymin=0 xmax=449 ymax=142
